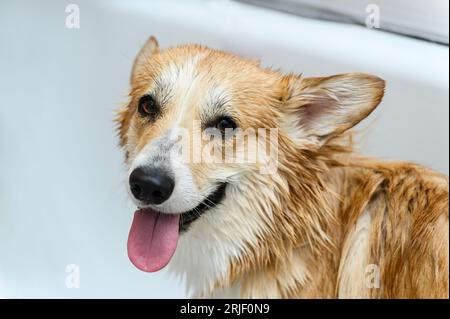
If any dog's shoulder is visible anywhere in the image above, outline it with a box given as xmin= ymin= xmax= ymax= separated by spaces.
xmin=341 ymin=159 xmax=448 ymax=217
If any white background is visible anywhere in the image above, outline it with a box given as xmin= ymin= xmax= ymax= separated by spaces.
xmin=0 ymin=0 xmax=448 ymax=298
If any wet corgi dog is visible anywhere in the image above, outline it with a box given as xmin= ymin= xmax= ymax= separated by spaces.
xmin=116 ymin=36 xmax=449 ymax=298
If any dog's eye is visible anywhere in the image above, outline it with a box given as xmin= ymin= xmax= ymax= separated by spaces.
xmin=215 ymin=116 xmax=237 ymax=134
xmin=138 ymin=95 xmax=159 ymax=118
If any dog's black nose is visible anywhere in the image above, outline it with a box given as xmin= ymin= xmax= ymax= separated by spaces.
xmin=129 ymin=167 xmax=175 ymax=205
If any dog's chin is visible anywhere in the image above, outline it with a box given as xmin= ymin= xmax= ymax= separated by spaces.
xmin=137 ymin=182 xmax=228 ymax=232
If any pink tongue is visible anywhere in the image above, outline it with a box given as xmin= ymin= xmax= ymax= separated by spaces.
xmin=127 ymin=209 xmax=180 ymax=272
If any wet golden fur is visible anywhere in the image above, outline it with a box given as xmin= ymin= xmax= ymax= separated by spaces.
xmin=117 ymin=37 xmax=449 ymax=298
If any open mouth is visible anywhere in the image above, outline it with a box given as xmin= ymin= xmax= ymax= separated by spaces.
xmin=127 ymin=183 xmax=227 ymax=272
xmin=179 ymin=182 xmax=227 ymax=231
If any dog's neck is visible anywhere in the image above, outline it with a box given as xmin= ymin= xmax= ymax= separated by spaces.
xmin=235 ymin=166 xmax=345 ymax=298
xmin=223 ymin=162 xmax=345 ymax=298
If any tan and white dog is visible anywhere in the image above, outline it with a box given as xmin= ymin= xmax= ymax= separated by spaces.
xmin=116 ymin=37 xmax=449 ymax=298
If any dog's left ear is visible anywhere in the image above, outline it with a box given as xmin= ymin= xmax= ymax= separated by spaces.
xmin=130 ymin=36 xmax=160 ymax=83
xmin=281 ymin=73 xmax=385 ymax=146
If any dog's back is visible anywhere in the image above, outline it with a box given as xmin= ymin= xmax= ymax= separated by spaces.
xmin=337 ymin=160 xmax=449 ymax=298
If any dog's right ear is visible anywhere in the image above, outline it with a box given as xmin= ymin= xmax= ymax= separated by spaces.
xmin=130 ymin=36 xmax=160 ymax=83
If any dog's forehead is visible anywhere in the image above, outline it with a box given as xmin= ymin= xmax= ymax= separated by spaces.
xmin=156 ymin=52 xmax=206 ymax=89
xmin=150 ymin=51 xmax=236 ymax=115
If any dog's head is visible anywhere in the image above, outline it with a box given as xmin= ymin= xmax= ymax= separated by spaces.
xmin=116 ymin=37 xmax=384 ymax=286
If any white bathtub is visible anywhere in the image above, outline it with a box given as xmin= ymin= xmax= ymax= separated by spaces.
xmin=0 ymin=0 xmax=448 ymax=298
